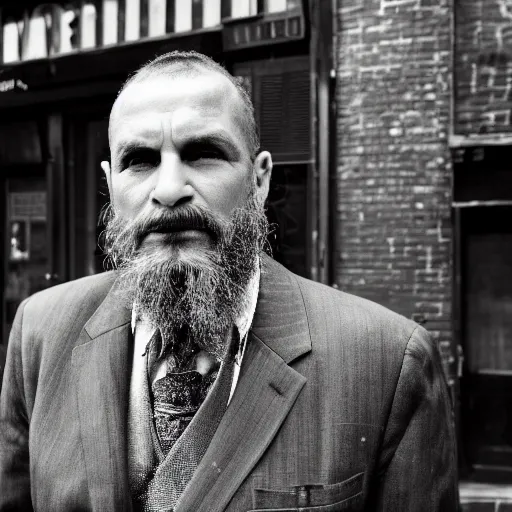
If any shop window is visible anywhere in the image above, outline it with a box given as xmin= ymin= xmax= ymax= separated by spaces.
xmin=58 ymin=7 xmax=78 ymax=54
xmin=102 ymin=0 xmax=118 ymax=45
xmin=231 ymin=0 xmax=258 ymax=19
xmin=81 ymin=3 xmax=97 ymax=49
xmin=2 ymin=178 xmax=48 ymax=347
xmin=266 ymin=165 xmax=309 ymax=278
xmin=22 ymin=10 xmax=48 ymax=61
xmin=125 ymin=0 xmax=141 ymax=41
xmin=0 ymin=122 xmax=42 ymax=165
xmin=265 ymin=0 xmax=287 ymax=13
xmin=175 ymin=0 xmax=193 ymax=33
xmin=203 ymin=0 xmax=221 ymax=28
xmin=2 ymin=20 xmax=20 ymax=63
xmin=148 ymin=0 xmax=167 ymax=36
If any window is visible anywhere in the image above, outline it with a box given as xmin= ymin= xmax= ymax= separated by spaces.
xmin=102 ymin=0 xmax=119 ymax=45
xmin=265 ymin=0 xmax=287 ymax=13
xmin=148 ymin=0 xmax=167 ymax=37
xmin=231 ymin=0 xmax=258 ymax=19
xmin=58 ymin=8 xmax=78 ymax=54
xmin=81 ymin=3 xmax=97 ymax=49
xmin=175 ymin=0 xmax=193 ymax=33
xmin=2 ymin=21 xmax=20 ymax=63
xmin=125 ymin=0 xmax=141 ymax=41
xmin=22 ymin=11 xmax=48 ymax=61
xmin=203 ymin=0 xmax=221 ymax=27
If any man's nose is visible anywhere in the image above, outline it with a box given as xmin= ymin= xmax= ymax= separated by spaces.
xmin=149 ymin=155 xmax=194 ymax=208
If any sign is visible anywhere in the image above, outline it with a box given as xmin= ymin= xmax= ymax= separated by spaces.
xmin=0 ymin=79 xmax=28 ymax=92
xmin=223 ymin=13 xmax=305 ymax=51
xmin=9 ymin=192 xmax=47 ymax=219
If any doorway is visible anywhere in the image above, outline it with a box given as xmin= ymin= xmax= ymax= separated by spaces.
xmin=459 ymin=205 xmax=512 ymax=479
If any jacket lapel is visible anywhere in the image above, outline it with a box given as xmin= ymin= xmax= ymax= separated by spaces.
xmin=71 ymin=279 xmax=133 ymax=512
xmin=176 ymin=255 xmax=312 ymax=512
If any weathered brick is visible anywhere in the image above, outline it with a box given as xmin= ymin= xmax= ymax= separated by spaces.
xmin=455 ymin=0 xmax=512 ymax=134
xmin=335 ymin=0 xmax=453 ymax=375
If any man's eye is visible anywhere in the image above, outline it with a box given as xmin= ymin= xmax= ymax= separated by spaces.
xmin=123 ymin=150 xmax=159 ymax=170
xmin=183 ymin=145 xmax=226 ymax=162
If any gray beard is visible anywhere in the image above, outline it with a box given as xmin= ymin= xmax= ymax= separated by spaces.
xmin=103 ymin=195 xmax=269 ymax=363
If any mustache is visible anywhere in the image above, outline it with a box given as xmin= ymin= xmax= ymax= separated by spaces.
xmin=130 ymin=205 xmax=225 ymax=246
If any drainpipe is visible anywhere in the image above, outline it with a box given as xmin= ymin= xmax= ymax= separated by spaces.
xmin=309 ymin=0 xmax=336 ymax=284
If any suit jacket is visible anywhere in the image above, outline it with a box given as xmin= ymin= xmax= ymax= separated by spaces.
xmin=0 ymin=255 xmax=458 ymax=511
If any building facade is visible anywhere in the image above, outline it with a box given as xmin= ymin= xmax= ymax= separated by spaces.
xmin=335 ymin=0 xmax=512 ymax=486
xmin=0 ymin=0 xmax=511 ymax=488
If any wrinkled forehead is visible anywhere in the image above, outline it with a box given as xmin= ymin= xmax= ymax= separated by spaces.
xmin=109 ymin=72 xmax=248 ymax=153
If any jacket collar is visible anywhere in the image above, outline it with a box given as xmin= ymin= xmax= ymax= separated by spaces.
xmin=176 ymin=255 xmax=312 ymax=512
xmin=252 ymin=254 xmax=312 ymax=363
xmin=82 ymin=276 xmax=132 ymax=340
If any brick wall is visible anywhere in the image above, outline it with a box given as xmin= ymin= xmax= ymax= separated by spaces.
xmin=455 ymin=0 xmax=512 ymax=135
xmin=334 ymin=0 xmax=453 ymax=365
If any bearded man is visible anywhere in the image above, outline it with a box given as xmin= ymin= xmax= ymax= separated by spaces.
xmin=0 ymin=51 xmax=458 ymax=511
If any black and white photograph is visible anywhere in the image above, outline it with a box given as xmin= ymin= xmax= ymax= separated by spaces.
xmin=0 ymin=0 xmax=509 ymax=510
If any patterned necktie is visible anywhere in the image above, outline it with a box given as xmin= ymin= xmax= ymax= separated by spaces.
xmin=149 ymin=328 xmax=237 ymax=456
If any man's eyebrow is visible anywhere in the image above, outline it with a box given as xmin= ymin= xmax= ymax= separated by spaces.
xmin=115 ymin=140 xmax=154 ymax=158
xmin=182 ymin=133 xmax=242 ymax=159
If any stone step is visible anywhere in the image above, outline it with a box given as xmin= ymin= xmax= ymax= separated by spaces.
xmin=460 ymin=482 xmax=512 ymax=511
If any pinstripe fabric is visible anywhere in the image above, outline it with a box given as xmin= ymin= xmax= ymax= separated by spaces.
xmin=0 ymin=256 xmax=458 ymax=511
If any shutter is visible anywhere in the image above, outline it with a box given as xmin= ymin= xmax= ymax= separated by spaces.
xmin=252 ymin=56 xmax=311 ymax=163
xmin=257 ymin=59 xmax=310 ymax=162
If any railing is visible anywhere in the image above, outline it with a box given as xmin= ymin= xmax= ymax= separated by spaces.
xmin=0 ymin=0 xmax=297 ymax=65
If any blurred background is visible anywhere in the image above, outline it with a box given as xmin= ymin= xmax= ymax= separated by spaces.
xmin=0 ymin=0 xmax=511 ymax=507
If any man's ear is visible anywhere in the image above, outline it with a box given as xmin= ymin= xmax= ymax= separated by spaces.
xmin=101 ymin=160 xmax=113 ymax=204
xmin=252 ymin=151 xmax=273 ymax=206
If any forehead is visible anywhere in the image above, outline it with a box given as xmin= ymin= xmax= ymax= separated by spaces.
xmin=109 ymin=72 xmax=246 ymax=151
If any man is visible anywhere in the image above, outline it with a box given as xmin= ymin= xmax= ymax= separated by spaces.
xmin=0 ymin=51 xmax=458 ymax=511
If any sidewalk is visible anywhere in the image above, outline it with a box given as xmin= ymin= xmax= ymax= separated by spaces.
xmin=460 ymin=482 xmax=512 ymax=512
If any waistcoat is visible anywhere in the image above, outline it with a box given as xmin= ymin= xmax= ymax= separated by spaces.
xmin=128 ymin=340 xmax=235 ymax=512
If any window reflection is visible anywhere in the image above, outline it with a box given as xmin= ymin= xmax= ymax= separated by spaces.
xmin=232 ymin=0 xmax=258 ymax=18
xmin=265 ymin=0 xmax=288 ymax=13
xmin=148 ymin=0 xmax=167 ymax=37
xmin=10 ymin=222 xmax=29 ymax=262
xmin=203 ymin=0 xmax=221 ymax=27
xmin=175 ymin=0 xmax=192 ymax=33
xmin=81 ymin=3 xmax=97 ymax=49
xmin=125 ymin=0 xmax=141 ymax=41
xmin=59 ymin=8 xmax=78 ymax=54
xmin=3 ymin=21 xmax=20 ymax=63
xmin=102 ymin=0 xmax=118 ymax=45
xmin=22 ymin=11 xmax=48 ymax=60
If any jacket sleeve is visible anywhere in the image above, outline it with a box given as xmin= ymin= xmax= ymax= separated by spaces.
xmin=372 ymin=326 xmax=459 ymax=511
xmin=0 ymin=299 xmax=33 ymax=511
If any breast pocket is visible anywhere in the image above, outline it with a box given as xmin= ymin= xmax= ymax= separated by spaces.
xmin=249 ymin=471 xmax=364 ymax=511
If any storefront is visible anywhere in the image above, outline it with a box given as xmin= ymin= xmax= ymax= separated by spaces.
xmin=0 ymin=0 xmax=334 ymax=364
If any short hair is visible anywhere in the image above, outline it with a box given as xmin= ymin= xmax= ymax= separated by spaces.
xmin=116 ymin=50 xmax=260 ymax=160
